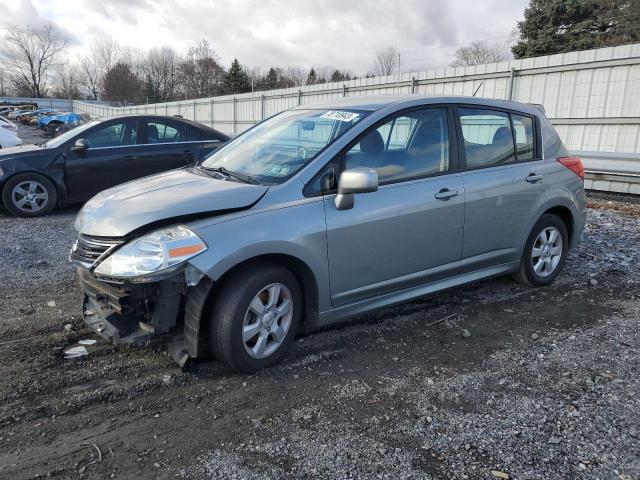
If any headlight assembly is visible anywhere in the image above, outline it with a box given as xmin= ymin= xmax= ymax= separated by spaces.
xmin=94 ymin=225 xmax=207 ymax=281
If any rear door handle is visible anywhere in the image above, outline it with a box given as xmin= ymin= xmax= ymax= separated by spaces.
xmin=526 ymin=173 xmax=543 ymax=183
xmin=435 ymin=188 xmax=459 ymax=200
xmin=124 ymin=155 xmax=137 ymax=161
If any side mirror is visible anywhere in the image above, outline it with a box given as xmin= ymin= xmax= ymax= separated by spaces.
xmin=335 ymin=167 xmax=378 ymax=210
xmin=72 ymin=138 xmax=90 ymax=152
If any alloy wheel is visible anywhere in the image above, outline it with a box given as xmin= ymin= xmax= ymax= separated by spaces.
xmin=11 ymin=181 xmax=49 ymax=213
xmin=531 ymin=226 xmax=563 ymax=277
xmin=242 ymin=283 xmax=293 ymax=359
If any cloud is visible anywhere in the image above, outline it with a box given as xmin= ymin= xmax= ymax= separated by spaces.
xmin=0 ymin=0 xmax=79 ymax=46
xmin=0 ymin=0 xmax=42 ymax=26
xmin=2 ymin=0 xmax=528 ymax=73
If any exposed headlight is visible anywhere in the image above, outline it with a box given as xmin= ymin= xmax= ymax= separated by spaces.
xmin=94 ymin=225 xmax=207 ymax=280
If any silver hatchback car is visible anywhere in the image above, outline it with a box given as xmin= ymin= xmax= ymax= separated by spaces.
xmin=71 ymin=95 xmax=586 ymax=372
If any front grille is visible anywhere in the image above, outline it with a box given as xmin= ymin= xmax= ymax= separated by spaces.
xmin=70 ymin=234 xmax=123 ymax=268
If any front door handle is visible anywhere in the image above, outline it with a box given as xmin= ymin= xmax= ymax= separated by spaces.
xmin=435 ymin=188 xmax=459 ymax=200
xmin=124 ymin=155 xmax=137 ymax=161
xmin=526 ymin=173 xmax=543 ymax=183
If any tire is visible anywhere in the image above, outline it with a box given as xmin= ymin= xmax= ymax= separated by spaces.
xmin=513 ymin=214 xmax=569 ymax=287
xmin=2 ymin=173 xmax=57 ymax=217
xmin=208 ymin=263 xmax=302 ymax=373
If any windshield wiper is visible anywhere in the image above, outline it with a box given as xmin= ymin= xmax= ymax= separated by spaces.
xmin=200 ymin=165 xmax=258 ymax=185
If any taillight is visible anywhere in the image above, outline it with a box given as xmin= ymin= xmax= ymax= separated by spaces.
xmin=558 ymin=156 xmax=584 ymax=180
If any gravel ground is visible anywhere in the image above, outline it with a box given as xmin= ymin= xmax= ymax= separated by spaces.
xmin=0 ymin=189 xmax=638 ymax=479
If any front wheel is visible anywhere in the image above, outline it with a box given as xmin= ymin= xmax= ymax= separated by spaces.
xmin=513 ymin=214 xmax=569 ymax=287
xmin=2 ymin=173 xmax=57 ymax=217
xmin=208 ymin=263 xmax=302 ymax=373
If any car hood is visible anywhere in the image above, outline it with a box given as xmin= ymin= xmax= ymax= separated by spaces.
xmin=75 ymin=168 xmax=269 ymax=237
xmin=0 ymin=144 xmax=47 ymax=159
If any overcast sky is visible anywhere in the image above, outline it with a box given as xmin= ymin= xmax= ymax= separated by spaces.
xmin=0 ymin=0 xmax=529 ymax=73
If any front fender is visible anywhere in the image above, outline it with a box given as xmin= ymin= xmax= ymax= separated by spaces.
xmin=0 ymin=160 xmax=67 ymax=206
xmin=187 ymin=199 xmax=331 ymax=312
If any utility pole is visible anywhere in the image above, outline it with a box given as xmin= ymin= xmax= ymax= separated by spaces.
xmin=396 ymin=53 xmax=402 ymax=92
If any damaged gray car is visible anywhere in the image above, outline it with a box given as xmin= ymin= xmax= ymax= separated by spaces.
xmin=71 ymin=95 xmax=586 ymax=372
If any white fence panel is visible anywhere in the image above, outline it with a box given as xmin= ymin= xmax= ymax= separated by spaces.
xmin=72 ymin=43 xmax=640 ymax=193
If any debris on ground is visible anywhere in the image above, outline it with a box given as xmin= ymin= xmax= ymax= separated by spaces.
xmin=63 ymin=346 xmax=89 ymax=359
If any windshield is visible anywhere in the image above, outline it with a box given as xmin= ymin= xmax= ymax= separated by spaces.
xmin=46 ymin=121 xmax=99 ymax=148
xmin=201 ymin=109 xmax=369 ymax=184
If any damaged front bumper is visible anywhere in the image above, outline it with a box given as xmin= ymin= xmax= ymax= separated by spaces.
xmin=77 ymin=267 xmax=210 ymax=367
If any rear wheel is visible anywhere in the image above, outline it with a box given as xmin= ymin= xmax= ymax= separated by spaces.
xmin=208 ymin=263 xmax=302 ymax=373
xmin=2 ymin=173 xmax=57 ymax=217
xmin=513 ymin=214 xmax=568 ymax=287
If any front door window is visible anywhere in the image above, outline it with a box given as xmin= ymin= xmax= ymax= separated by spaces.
xmin=84 ymin=121 xmax=137 ymax=148
xmin=345 ymin=108 xmax=449 ymax=183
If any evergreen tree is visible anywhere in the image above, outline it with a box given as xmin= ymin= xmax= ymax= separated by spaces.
xmin=306 ymin=68 xmax=318 ymax=85
xmin=330 ymin=69 xmax=351 ymax=82
xmin=513 ymin=0 xmax=640 ymax=59
xmin=263 ymin=67 xmax=280 ymax=89
xmin=103 ymin=62 xmax=144 ymax=104
xmin=144 ymin=76 xmax=160 ymax=103
xmin=223 ymin=59 xmax=251 ymax=94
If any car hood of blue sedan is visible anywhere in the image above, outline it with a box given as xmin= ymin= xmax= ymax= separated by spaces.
xmin=75 ymin=168 xmax=269 ymax=237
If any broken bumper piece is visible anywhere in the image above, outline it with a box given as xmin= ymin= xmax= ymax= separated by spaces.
xmin=77 ymin=267 xmax=190 ymax=367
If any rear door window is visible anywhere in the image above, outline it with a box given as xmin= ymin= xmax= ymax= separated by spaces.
xmin=146 ymin=119 xmax=186 ymax=143
xmin=457 ymin=108 xmax=515 ymax=168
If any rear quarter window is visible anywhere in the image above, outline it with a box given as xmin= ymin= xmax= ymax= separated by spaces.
xmin=512 ymin=114 xmax=535 ymax=161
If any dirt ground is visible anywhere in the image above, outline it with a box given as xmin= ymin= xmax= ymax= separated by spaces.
xmin=0 ymin=166 xmax=639 ymax=477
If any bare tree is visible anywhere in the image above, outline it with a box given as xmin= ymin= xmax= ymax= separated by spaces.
xmin=284 ymin=66 xmax=306 ymax=87
xmin=178 ymin=39 xmax=225 ymax=99
xmin=450 ymin=40 xmax=513 ymax=67
xmin=51 ymin=62 xmax=84 ymax=99
xmin=142 ymin=46 xmax=180 ymax=102
xmin=0 ymin=69 xmax=8 ymax=96
xmin=120 ymin=46 xmax=147 ymax=78
xmin=80 ymin=36 xmax=121 ymax=100
xmin=373 ymin=46 xmax=400 ymax=76
xmin=244 ymin=65 xmax=262 ymax=91
xmin=0 ymin=23 xmax=70 ymax=97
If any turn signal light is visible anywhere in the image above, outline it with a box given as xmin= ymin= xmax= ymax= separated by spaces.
xmin=168 ymin=244 xmax=204 ymax=258
xmin=558 ymin=157 xmax=584 ymax=180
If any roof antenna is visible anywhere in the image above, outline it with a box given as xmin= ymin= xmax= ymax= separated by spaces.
xmin=473 ymin=82 xmax=484 ymax=97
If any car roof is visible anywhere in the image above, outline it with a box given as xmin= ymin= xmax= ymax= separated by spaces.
xmin=293 ymin=94 xmax=544 ymax=117
xmin=102 ymin=114 xmax=223 ymax=129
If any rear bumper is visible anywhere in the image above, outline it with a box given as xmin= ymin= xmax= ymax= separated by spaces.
xmin=572 ymin=188 xmax=588 ymax=250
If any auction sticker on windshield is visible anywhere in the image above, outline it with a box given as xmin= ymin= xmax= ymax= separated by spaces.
xmin=320 ymin=111 xmax=360 ymax=122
